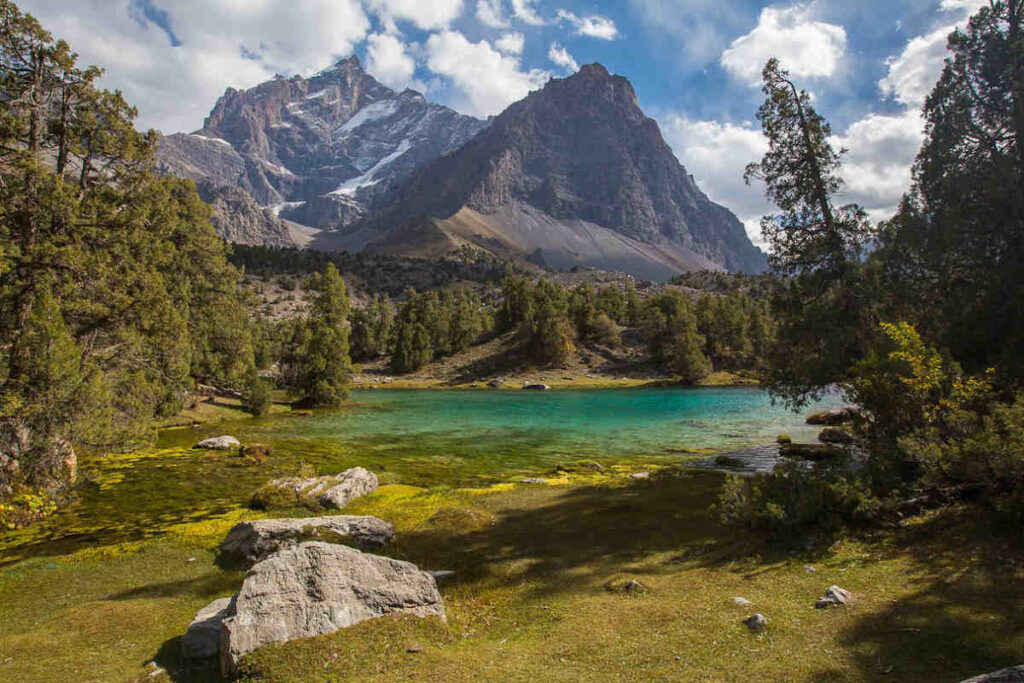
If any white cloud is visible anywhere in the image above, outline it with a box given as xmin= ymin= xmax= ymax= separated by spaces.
xmin=548 ymin=42 xmax=578 ymax=73
xmin=721 ymin=4 xmax=847 ymax=85
xmin=425 ymin=30 xmax=549 ymax=116
xmin=662 ymin=116 xmax=771 ymax=247
xmin=878 ymin=26 xmax=953 ymax=109
xmin=830 ymin=111 xmax=924 ymax=222
xmin=365 ymin=33 xmax=419 ymax=91
xmin=663 ymin=108 xmax=926 ymax=245
xmin=495 ymin=32 xmax=525 ymax=55
xmin=556 ymin=10 xmax=618 ymax=40
xmin=878 ymin=0 xmax=984 ymax=110
xmin=365 ymin=0 xmax=465 ymax=31
xmin=17 ymin=0 xmax=370 ymax=133
xmin=510 ymin=0 xmax=545 ymax=25
xmin=476 ymin=0 xmax=509 ymax=28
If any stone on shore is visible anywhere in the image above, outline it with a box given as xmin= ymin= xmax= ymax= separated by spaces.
xmin=523 ymin=383 xmax=550 ymax=390
xmin=194 ymin=435 xmax=240 ymax=450
xmin=251 ymin=466 xmax=378 ymax=510
xmin=806 ymin=406 xmax=858 ymax=426
xmin=219 ymin=515 xmax=395 ymax=564
xmin=818 ymin=427 xmax=855 ymax=444
xmin=220 ymin=542 xmax=445 ymax=675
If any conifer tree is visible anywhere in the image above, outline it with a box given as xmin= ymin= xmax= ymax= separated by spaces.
xmin=291 ymin=264 xmax=351 ymax=407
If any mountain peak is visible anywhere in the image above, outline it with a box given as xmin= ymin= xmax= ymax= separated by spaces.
xmin=577 ymin=63 xmax=610 ymax=77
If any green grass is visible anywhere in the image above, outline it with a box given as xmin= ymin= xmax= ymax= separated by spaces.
xmin=3 ymin=462 xmax=1024 ymax=682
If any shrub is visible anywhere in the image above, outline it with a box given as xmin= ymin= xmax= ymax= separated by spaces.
xmin=241 ymin=369 xmax=273 ymax=416
xmin=718 ymin=458 xmax=880 ymax=546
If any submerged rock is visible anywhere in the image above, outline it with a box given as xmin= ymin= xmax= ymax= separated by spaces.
xmin=193 ymin=435 xmax=240 ymax=450
xmin=815 ymin=585 xmax=853 ymax=609
xmin=252 ymin=466 xmax=378 ymax=510
xmin=182 ymin=597 xmax=233 ymax=660
xmin=219 ymin=515 xmax=395 ymax=564
xmin=220 ymin=542 xmax=445 ymax=675
xmin=960 ymin=666 xmax=1024 ymax=682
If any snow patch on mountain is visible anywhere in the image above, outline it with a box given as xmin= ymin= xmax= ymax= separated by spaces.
xmin=332 ymin=139 xmax=413 ymax=195
xmin=335 ymin=99 xmax=402 ymax=137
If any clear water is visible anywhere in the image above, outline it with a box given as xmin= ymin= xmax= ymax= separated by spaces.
xmin=1 ymin=387 xmax=842 ymax=556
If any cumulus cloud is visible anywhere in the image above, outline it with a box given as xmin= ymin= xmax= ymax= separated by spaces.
xmin=721 ymin=4 xmax=847 ymax=85
xmin=662 ymin=116 xmax=771 ymax=246
xmin=425 ymin=30 xmax=549 ymax=116
xmin=365 ymin=33 xmax=419 ymax=91
xmin=830 ymin=111 xmax=924 ymax=222
xmin=878 ymin=26 xmax=953 ymax=109
xmin=556 ymin=10 xmax=618 ymax=40
xmin=476 ymin=0 xmax=509 ymax=28
xmin=365 ymin=0 xmax=465 ymax=32
xmin=18 ymin=0 xmax=370 ymax=133
xmin=510 ymin=0 xmax=545 ymax=25
xmin=548 ymin=42 xmax=579 ymax=73
xmin=495 ymin=32 xmax=525 ymax=55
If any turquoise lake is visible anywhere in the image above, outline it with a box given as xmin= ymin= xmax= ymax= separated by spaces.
xmin=1 ymin=387 xmax=843 ymax=555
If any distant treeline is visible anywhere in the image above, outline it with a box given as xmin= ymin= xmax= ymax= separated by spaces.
xmin=228 ymin=244 xmax=509 ymax=296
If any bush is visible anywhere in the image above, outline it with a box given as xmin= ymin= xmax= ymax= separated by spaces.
xmin=718 ymin=458 xmax=880 ymax=546
xmin=241 ymin=369 xmax=273 ymax=416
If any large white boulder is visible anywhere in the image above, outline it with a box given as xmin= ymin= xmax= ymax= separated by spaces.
xmin=220 ymin=542 xmax=445 ymax=674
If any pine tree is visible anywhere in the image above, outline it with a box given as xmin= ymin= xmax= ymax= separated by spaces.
xmin=745 ymin=58 xmax=874 ymax=405
xmin=291 ymin=264 xmax=351 ymax=407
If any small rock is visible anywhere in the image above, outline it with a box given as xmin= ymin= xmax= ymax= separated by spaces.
xmin=733 ymin=597 xmax=754 ymax=607
xmin=803 ymin=565 xmax=818 ymax=573
xmin=488 ymin=379 xmax=504 ymax=388
xmin=960 ymin=665 xmax=1024 ymax=682
xmin=239 ymin=444 xmax=273 ymax=462
xmin=428 ymin=570 xmax=457 ymax=581
xmin=624 ymin=580 xmax=646 ymax=594
xmin=744 ymin=613 xmax=767 ymax=632
xmin=407 ymin=644 xmax=423 ymax=654
xmin=193 ymin=435 xmax=240 ymax=450
xmin=815 ymin=585 xmax=853 ymax=609
xmin=630 ymin=472 xmax=651 ymax=480
xmin=523 ymin=383 xmax=550 ymax=391
xmin=580 ymin=462 xmax=604 ymax=471
xmin=520 ymin=477 xmax=547 ymax=484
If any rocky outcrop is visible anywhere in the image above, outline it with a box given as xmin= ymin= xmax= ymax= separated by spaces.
xmin=193 ymin=436 xmax=241 ymax=450
xmin=197 ymin=182 xmax=294 ymax=247
xmin=251 ymin=466 xmax=378 ymax=510
xmin=357 ymin=63 xmax=766 ymax=277
xmin=156 ymin=57 xmax=485 ymax=241
xmin=220 ymin=542 xmax=445 ymax=674
xmin=182 ymin=597 xmax=233 ymax=660
xmin=219 ymin=515 xmax=394 ymax=564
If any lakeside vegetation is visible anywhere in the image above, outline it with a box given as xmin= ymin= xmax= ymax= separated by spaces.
xmin=1 ymin=1 xmax=1024 ymax=681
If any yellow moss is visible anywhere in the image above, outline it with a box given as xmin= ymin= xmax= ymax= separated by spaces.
xmin=164 ymin=507 xmax=263 ymax=546
xmin=59 ymin=539 xmax=149 ymax=564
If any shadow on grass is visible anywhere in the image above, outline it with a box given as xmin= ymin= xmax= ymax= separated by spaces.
xmin=809 ymin=512 xmax=1024 ymax=682
xmin=387 ymin=469 xmax=747 ymax=596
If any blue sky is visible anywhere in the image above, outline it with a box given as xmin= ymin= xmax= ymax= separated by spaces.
xmin=18 ymin=0 xmax=985 ymax=243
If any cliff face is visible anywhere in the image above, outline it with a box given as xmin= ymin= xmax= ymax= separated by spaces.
xmin=156 ymin=56 xmax=486 ymax=239
xmin=358 ymin=64 xmax=766 ymax=274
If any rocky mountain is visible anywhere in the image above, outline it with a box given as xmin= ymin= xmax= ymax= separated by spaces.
xmin=159 ymin=58 xmax=766 ymax=279
xmin=321 ymin=63 xmax=766 ymax=278
xmin=156 ymin=56 xmax=486 ymax=235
